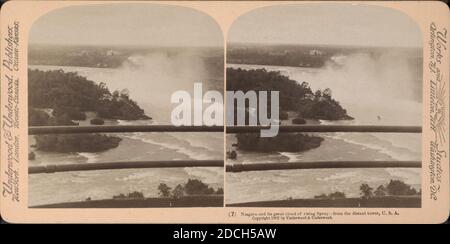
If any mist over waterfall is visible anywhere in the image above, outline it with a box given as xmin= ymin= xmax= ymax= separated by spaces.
xmin=100 ymin=51 xmax=220 ymax=123
xmin=289 ymin=50 xmax=422 ymax=126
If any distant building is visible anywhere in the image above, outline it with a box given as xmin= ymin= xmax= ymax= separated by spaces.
xmin=309 ymin=49 xmax=324 ymax=56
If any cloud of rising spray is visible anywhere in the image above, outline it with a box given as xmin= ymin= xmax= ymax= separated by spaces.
xmin=327 ymin=52 xmax=419 ymax=100
xmin=106 ymin=51 xmax=213 ymax=122
xmin=289 ymin=50 xmax=423 ymax=125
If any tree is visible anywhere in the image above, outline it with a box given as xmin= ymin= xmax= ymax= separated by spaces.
xmin=386 ymin=180 xmax=418 ymax=196
xmin=172 ymin=184 xmax=185 ymax=199
xmin=184 ymin=179 xmax=215 ymax=195
xmin=323 ymin=88 xmax=332 ymax=99
xmin=301 ymin=81 xmax=310 ymax=89
xmin=99 ymin=82 xmax=107 ymax=90
xmin=314 ymin=90 xmax=322 ymax=99
xmin=112 ymin=90 xmax=120 ymax=100
xmin=216 ymin=188 xmax=224 ymax=195
xmin=374 ymin=185 xmax=387 ymax=197
xmin=127 ymin=191 xmax=144 ymax=199
xmin=360 ymin=184 xmax=373 ymax=198
xmin=158 ymin=183 xmax=172 ymax=197
xmin=120 ymin=88 xmax=130 ymax=98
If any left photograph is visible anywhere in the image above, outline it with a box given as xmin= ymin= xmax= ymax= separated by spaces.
xmin=27 ymin=4 xmax=224 ymax=208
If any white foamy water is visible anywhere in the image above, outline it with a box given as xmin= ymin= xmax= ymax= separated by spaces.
xmin=28 ymin=52 xmax=224 ymax=206
xmin=226 ymin=50 xmax=422 ymax=204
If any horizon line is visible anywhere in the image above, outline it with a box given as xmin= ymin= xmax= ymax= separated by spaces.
xmin=28 ymin=42 xmax=224 ymax=49
xmin=227 ymin=41 xmax=422 ymax=50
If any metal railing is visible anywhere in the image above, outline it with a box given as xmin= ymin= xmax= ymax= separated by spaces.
xmin=226 ymin=125 xmax=421 ymax=133
xmin=29 ymin=160 xmax=224 ymax=174
xmin=226 ymin=161 xmax=421 ymax=172
xmin=29 ymin=125 xmax=224 ymax=135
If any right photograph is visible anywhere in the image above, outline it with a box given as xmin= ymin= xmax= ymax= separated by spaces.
xmin=226 ymin=4 xmax=423 ymax=207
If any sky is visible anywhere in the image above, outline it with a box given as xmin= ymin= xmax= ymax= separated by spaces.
xmin=228 ymin=4 xmax=422 ymax=48
xmin=29 ymin=4 xmax=223 ymax=47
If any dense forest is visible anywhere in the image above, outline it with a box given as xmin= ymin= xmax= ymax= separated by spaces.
xmin=33 ymin=134 xmax=121 ymax=153
xmin=227 ymin=68 xmax=352 ymax=120
xmin=28 ymin=69 xmax=149 ymax=153
xmin=29 ymin=69 xmax=150 ymax=122
xmin=236 ymin=133 xmax=323 ymax=152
